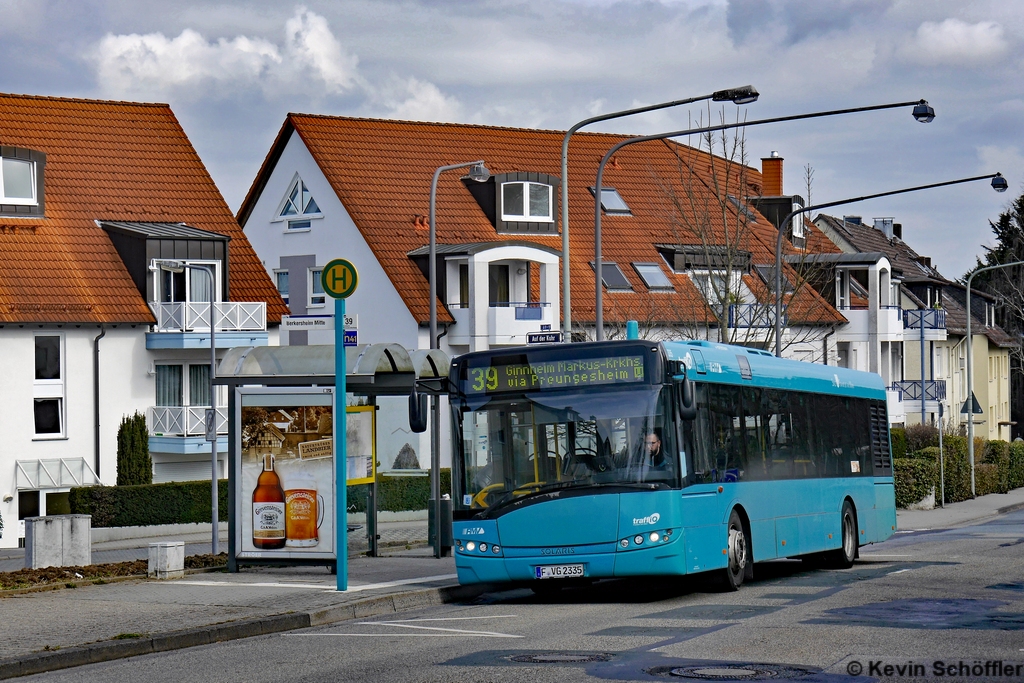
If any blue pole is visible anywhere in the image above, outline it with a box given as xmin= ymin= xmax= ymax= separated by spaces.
xmin=336 ymin=299 xmax=347 ymax=591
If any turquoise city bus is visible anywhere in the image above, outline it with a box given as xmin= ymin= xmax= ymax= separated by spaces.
xmin=448 ymin=340 xmax=895 ymax=591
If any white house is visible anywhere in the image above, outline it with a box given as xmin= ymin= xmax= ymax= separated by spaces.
xmin=0 ymin=94 xmax=286 ymax=548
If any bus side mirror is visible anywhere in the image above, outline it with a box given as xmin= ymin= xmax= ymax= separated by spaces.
xmin=409 ymin=385 xmax=428 ymax=433
xmin=675 ymin=370 xmax=697 ymax=421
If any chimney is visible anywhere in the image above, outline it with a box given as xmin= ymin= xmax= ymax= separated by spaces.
xmin=873 ymin=217 xmax=894 ymax=239
xmin=893 ymin=223 xmax=902 ymax=240
xmin=761 ymin=151 xmax=783 ymax=196
xmin=916 ymin=256 xmax=932 ymax=268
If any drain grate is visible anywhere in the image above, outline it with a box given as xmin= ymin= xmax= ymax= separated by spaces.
xmin=508 ymin=652 xmax=615 ymax=664
xmin=648 ymin=662 xmax=817 ymax=680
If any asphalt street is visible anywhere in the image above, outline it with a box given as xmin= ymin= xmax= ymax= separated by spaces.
xmin=24 ymin=509 xmax=1024 ymax=683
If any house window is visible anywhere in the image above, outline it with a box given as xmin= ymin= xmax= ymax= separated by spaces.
xmin=279 ymin=177 xmax=321 ymax=218
xmin=589 ymin=187 xmax=631 ymax=215
xmin=1 ymin=157 xmax=36 ymax=205
xmin=275 ymin=270 xmax=289 ymax=306
xmin=459 ymin=264 xmax=469 ymax=308
xmin=501 ymin=182 xmax=552 ymax=222
xmin=589 ymin=261 xmax=633 ymax=291
xmin=156 ymin=365 xmax=184 ymax=406
xmin=691 ymin=272 xmax=728 ymax=302
xmin=489 ymin=264 xmax=510 ymax=305
xmin=287 ymin=220 xmax=311 ymax=231
xmin=632 ymin=262 xmax=673 ymax=290
xmin=156 ymin=363 xmax=212 ymax=407
xmin=154 ymin=261 xmax=220 ymax=303
xmin=34 ymin=334 xmax=64 ymax=437
xmin=309 ymin=268 xmax=326 ymax=307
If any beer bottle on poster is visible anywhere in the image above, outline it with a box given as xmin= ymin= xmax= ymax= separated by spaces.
xmin=252 ymin=454 xmax=286 ymax=549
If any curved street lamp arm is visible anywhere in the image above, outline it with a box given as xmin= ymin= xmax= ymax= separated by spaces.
xmin=773 ymin=173 xmax=1005 ymax=357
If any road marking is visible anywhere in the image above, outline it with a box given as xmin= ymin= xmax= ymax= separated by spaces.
xmin=373 ymin=615 xmax=518 ymax=623
xmin=333 ymin=574 xmax=459 ymax=593
xmin=859 ymin=554 xmax=912 ymax=557
xmin=176 ymin=580 xmax=332 ymax=590
xmin=357 ymin=622 xmax=522 ymax=637
xmin=285 ymin=633 xmax=513 ymax=638
xmin=888 ymin=569 xmax=913 ymax=575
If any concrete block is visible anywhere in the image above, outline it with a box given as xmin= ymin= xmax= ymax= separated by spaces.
xmin=24 ymin=515 xmax=91 ymax=569
xmin=148 ymin=542 xmax=185 ymax=579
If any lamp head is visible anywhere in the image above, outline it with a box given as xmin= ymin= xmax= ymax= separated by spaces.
xmin=912 ymin=100 xmax=935 ymax=123
xmin=713 ymin=85 xmax=759 ymax=105
xmin=150 ymin=259 xmax=185 ymax=273
xmin=468 ymin=162 xmax=490 ymax=183
xmin=991 ymin=173 xmax=1009 ymax=193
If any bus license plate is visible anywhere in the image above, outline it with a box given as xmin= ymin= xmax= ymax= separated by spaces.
xmin=535 ymin=564 xmax=584 ymax=580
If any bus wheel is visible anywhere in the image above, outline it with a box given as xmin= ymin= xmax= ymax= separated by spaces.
xmin=719 ymin=509 xmax=749 ymax=591
xmin=824 ymin=501 xmax=857 ymax=569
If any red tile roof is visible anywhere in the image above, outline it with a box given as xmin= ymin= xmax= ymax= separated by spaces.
xmin=238 ymin=115 xmax=842 ymax=328
xmin=0 ymin=93 xmax=287 ymax=324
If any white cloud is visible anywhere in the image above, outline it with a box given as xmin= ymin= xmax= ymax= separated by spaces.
xmin=372 ymin=76 xmax=462 ymax=122
xmin=92 ymin=7 xmax=361 ymax=98
xmin=900 ymin=18 xmax=1008 ymax=66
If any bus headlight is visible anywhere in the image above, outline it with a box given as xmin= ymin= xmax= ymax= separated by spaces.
xmin=633 ymin=535 xmax=644 ymax=545
xmin=479 ymin=543 xmax=488 ymax=552
xmin=492 ymin=545 xmax=501 ymax=554
xmin=649 ymin=532 xmax=660 ymax=543
xmin=466 ymin=541 xmax=476 ymax=551
xmin=620 ymin=539 xmax=629 ymax=548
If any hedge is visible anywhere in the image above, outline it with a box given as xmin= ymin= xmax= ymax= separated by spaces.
xmin=70 ymin=470 xmax=453 ymax=528
xmin=936 ymin=437 xmax=973 ymax=504
xmin=1010 ymin=442 xmax=1024 ymax=491
xmin=70 ymin=480 xmax=228 ymax=528
xmin=894 ymin=457 xmax=937 ymax=508
xmin=904 ymin=424 xmax=939 ymax=453
xmin=984 ymin=440 xmax=1011 ymax=494
xmin=889 ymin=427 xmax=907 ymax=460
xmin=975 ymin=463 xmax=1001 ymax=497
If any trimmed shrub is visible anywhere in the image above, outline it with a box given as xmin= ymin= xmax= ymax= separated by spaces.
xmin=905 ymin=424 xmax=939 ymax=453
xmin=984 ymin=440 xmax=1011 ymax=493
xmin=910 ymin=447 xmax=939 ymax=463
xmin=894 ymin=458 xmax=937 ymax=508
xmin=1010 ymin=442 xmax=1024 ymax=491
xmin=940 ymin=436 xmax=973 ymax=504
xmin=347 ymin=469 xmax=453 ymax=513
xmin=976 ymin=463 xmax=1001 ymax=497
xmin=70 ymin=480 xmax=228 ymax=528
xmin=116 ymin=412 xmax=152 ymax=486
xmin=890 ymin=427 xmax=907 ymax=460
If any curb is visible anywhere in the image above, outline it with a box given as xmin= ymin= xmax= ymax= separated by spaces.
xmin=0 ymin=582 xmax=491 ymax=680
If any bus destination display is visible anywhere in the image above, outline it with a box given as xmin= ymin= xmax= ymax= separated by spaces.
xmin=465 ymin=355 xmax=646 ymax=393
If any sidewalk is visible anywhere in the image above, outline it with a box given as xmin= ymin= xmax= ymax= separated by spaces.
xmin=896 ymin=486 xmax=1024 ymax=530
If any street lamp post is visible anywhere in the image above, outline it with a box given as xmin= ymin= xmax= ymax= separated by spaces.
xmin=965 ymin=255 xmax=1020 ymax=497
xmin=592 ymin=99 xmax=936 ymax=341
xmin=772 ymin=173 xmax=1009 ymax=358
xmin=428 ymin=160 xmax=490 ymax=558
xmin=153 ymin=259 xmax=219 ymax=555
xmin=560 ymin=86 xmax=759 ymax=340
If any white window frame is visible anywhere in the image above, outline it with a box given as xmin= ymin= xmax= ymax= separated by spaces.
xmin=155 ymin=361 xmax=225 ymax=408
xmin=500 ymin=181 xmax=553 ymax=222
xmin=274 ymin=269 xmax=289 ymax=306
xmin=0 ymin=157 xmax=38 ymax=206
xmin=272 ymin=173 xmax=324 ymax=226
xmin=33 ymin=333 xmax=66 ymax=439
xmin=151 ymin=259 xmax=222 ymax=304
xmin=308 ymin=268 xmax=326 ymax=308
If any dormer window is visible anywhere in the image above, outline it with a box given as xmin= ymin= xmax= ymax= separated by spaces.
xmin=501 ymin=181 xmax=552 ymax=222
xmin=0 ymin=147 xmax=45 ymax=216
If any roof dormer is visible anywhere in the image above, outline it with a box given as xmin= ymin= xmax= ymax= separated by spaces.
xmin=0 ymin=146 xmax=46 ymax=216
xmin=464 ymin=171 xmax=559 ymax=235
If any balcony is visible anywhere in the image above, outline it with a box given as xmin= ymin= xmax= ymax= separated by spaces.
xmin=489 ymin=301 xmax=554 ymax=346
xmin=728 ymin=303 xmax=786 ymax=329
xmin=146 ymin=302 xmax=269 ymax=349
xmin=886 ymin=388 xmax=905 ymax=425
xmin=903 ymin=308 xmax=947 ymax=341
xmin=148 ymin=406 xmax=229 ymax=456
xmin=877 ymin=305 xmax=903 ymax=340
xmin=892 ymin=379 xmax=945 ymax=419
xmin=836 ymin=306 xmax=903 ymax=343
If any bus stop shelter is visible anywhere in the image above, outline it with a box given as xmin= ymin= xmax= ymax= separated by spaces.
xmin=214 ymin=343 xmax=450 ymax=571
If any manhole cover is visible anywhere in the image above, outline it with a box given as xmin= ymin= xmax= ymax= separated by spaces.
xmin=508 ymin=652 xmax=615 ymax=663
xmin=649 ymin=662 xmax=817 ymax=680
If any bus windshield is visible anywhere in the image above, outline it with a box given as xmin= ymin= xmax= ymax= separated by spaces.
xmin=455 ymin=385 xmax=680 ymax=511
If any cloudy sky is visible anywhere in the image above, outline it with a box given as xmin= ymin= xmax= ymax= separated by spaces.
xmin=2 ymin=0 xmax=1020 ymax=278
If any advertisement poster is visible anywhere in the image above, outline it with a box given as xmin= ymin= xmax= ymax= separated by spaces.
xmin=236 ymin=387 xmax=336 ymax=560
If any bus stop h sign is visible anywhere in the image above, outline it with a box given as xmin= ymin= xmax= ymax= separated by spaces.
xmin=322 ymin=258 xmax=357 ymax=591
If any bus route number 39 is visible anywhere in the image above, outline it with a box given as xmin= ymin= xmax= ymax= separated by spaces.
xmin=535 ymin=564 xmax=585 ymax=579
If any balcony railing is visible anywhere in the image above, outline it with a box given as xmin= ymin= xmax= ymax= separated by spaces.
xmin=891 ymin=379 xmax=946 ymax=402
xmin=16 ymin=457 xmax=101 ymax=489
xmin=149 ymin=406 xmax=229 ymax=437
xmin=487 ymin=301 xmax=551 ymax=321
xmin=728 ymin=304 xmax=786 ymax=328
xmin=903 ymin=308 xmax=946 ymax=330
xmin=149 ymin=302 xmax=266 ymax=332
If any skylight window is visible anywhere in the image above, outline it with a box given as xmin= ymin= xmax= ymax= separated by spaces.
xmin=632 ymin=262 xmax=673 ymax=290
xmin=590 ymin=187 xmax=631 ymax=215
xmin=589 ymin=261 xmax=633 ymax=291
xmin=279 ymin=178 xmax=321 ymax=218
xmin=501 ymin=181 xmax=552 ymax=222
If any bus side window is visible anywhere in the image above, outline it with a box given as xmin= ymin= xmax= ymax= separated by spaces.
xmin=690 ymin=385 xmax=715 ymax=483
